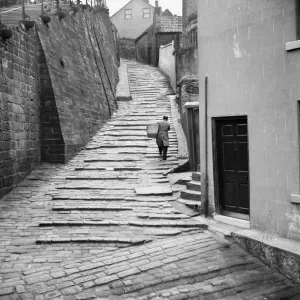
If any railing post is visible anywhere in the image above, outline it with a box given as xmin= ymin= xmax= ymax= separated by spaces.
xmin=22 ymin=0 xmax=26 ymax=20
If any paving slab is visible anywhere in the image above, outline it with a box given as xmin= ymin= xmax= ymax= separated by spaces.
xmin=0 ymin=59 xmax=299 ymax=299
xmin=135 ymin=186 xmax=173 ymax=196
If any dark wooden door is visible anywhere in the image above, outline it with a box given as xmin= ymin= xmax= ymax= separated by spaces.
xmin=193 ymin=108 xmax=200 ymax=169
xmin=216 ymin=118 xmax=249 ymax=216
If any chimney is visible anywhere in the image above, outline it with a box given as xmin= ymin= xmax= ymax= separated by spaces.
xmin=154 ymin=0 xmax=161 ymax=15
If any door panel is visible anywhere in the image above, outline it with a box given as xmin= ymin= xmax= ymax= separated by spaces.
xmin=216 ymin=118 xmax=249 ymax=216
xmin=225 ymin=182 xmax=235 ymax=206
xmin=223 ymin=142 xmax=235 ymax=171
xmin=237 ymin=142 xmax=248 ymax=171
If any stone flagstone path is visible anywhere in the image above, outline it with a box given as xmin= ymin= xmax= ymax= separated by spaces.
xmin=0 ymin=60 xmax=300 ymax=299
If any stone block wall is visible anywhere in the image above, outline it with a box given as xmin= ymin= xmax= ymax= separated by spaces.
xmin=0 ymin=7 xmax=119 ymax=198
xmin=176 ymin=48 xmax=198 ymax=82
xmin=0 ymin=29 xmax=41 ymax=199
xmin=176 ymin=48 xmax=198 ymax=137
xmin=37 ymin=8 xmax=119 ymax=162
xmin=177 ymin=76 xmax=198 ymax=138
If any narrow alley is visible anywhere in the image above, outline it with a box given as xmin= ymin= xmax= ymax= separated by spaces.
xmin=0 ymin=61 xmax=300 ymax=299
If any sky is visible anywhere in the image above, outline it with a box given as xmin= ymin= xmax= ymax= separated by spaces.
xmin=107 ymin=0 xmax=182 ymax=17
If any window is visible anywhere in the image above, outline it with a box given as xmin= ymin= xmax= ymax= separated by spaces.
xmin=143 ymin=8 xmax=150 ymax=18
xmin=124 ymin=9 xmax=132 ymax=19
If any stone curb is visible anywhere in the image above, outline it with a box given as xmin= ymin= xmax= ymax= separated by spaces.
xmin=116 ymin=62 xmax=132 ymax=101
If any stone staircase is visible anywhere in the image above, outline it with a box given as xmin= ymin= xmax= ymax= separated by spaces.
xmin=178 ymin=171 xmax=201 ymax=210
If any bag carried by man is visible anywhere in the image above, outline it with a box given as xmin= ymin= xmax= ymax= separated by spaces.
xmin=147 ymin=123 xmax=159 ymax=138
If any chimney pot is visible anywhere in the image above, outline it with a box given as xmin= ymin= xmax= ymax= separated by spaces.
xmin=155 ymin=1 xmax=158 ymax=7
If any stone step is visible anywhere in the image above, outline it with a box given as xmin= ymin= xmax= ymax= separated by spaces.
xmin=52 ymin=205 xmax=133 ymax=211
xmin=180 ymin=189 xmax=201 ymax=201
xmin=65 ymin=176 xmax=139 ymax=180
xmin=192 ymin=172 xmax=201 ymax=181
xmin=36 ymin=236 xmax=151 ymax=245
xmin=135 ymin=186 xmax=173 ymax=196
xmin=170 ymin=200 xmax=201 ymax=217
xmin=86 ymin=144 xmax=148 ymax=149
xmin=177 ymin=198 xmax=202 ymax=207
xmin=52 ymin=196 xmax=126 ymax=201
xmin=75 ymin=166 xmax=143 ymax=171
xmin=186 ymin=181 xmax=201 ymax=192
xmin=39 ymin=220 xmax=205 ymax=228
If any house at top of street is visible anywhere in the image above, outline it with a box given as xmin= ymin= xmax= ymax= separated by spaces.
xmin=110 ymin=0 xmax=155 ymax=39
xmin=197 ymin=0 xmax=300 ymax=242
xmin=135 ymin=9 xmax=182 ymax=66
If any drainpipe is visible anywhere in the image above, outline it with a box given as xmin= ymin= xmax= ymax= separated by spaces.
xmin=203 ymin=76 xmax=209 ymax=217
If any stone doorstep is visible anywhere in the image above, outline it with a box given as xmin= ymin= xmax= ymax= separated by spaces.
xmin=193 ymin=215 xmax=300 ymax=284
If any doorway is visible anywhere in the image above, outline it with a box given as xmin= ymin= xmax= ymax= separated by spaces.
xmin=214 ymin=117 xmax=249 ymax=219
xmin=186 ymin=105 xmax=200 ymax=171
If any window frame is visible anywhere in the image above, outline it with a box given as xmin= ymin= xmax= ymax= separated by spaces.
xmin=124 ymin=9 xmax=132 ymax=20
xmin=143 ymin=8 xmax=150 ymax=19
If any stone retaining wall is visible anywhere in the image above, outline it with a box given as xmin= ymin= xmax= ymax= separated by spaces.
xmin=38 ymin=8 xmax=119 ymax=162
xmin=0 ymin=7 xmax=119 ymax=198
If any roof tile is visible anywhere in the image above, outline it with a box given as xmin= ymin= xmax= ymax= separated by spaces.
xmin=155 ymin=15 xmax=183 ymax=33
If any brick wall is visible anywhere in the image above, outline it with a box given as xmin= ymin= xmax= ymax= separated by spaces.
xmin=0 ymin=29 xmax=40 ymax=199
xmin=0 ymin=7 xmax=119 ymax=199
xmin=198 ymin=0 xmax=300 ymax=241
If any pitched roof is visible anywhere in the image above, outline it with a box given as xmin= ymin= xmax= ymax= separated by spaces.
xmin=162 ymin=9 xmax=173 ymax=16
xmin=155 ymin=15 xmax=183 ymax=33
xmin=135 ymin=24 xmax=153 ymax=42
xmin=110 ymin=0 xmax=154 ymax=18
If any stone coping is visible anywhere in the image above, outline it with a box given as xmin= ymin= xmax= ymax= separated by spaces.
xmin=184 ymin=101 xmax=199 ymax=108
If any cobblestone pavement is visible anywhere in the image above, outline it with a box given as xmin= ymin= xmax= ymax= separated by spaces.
xmin=0 ymin=61 xmax=300 ymax=299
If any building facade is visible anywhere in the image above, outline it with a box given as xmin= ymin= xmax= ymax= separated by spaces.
xmin=175 ymin=0 xmax=199 ymax=171
xmin=110 ymin=0 xmax=155 ymax=39
xmin=135 ymin=13 xmax=182 ymax=66
xmin=198 ymin=0 xmax=300 ymax=241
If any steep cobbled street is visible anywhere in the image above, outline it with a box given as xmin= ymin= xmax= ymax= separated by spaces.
xmin=1 ymin=61 xmax=300 ymax=299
